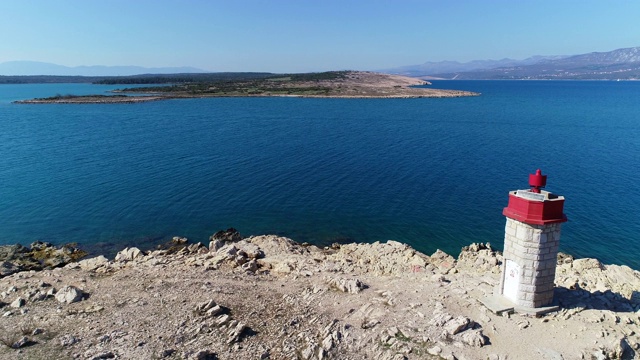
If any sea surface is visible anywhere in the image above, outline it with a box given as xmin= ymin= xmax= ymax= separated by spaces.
xmin=0 ymin=81 xmax=638 ymax=268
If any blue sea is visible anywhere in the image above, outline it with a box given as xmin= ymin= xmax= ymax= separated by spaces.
xmin=0 ymin=81 xmax=638 ymax=269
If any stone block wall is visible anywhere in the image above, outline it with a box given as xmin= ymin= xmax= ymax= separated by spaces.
xmin=500 ymin=218 xmax=561 ymax=308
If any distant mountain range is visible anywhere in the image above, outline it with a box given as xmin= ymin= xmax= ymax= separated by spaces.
xmin=383 ymin=47 xmax=640 ymax=80
xmin=0 ymin=61 xmax=207 ymax=76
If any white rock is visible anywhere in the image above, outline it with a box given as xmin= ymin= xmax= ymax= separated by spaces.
xmin=444 ymin=316 xmax=473 ymax=335
xmin=215 ymin=314 xmax=230 ymax=326
xmin=427 ymin=345 xmax=442 ymax=355
xmin=78 ymin=255 xmax=109 ymax=270
xmin=10 ymin=297 xmax=25 ymax=308
xmin=326 ymin=277 xmax=366 ymax=294
xmin=209 ymin=239 xmax=223 ymax=252
xmin=55 ymin=285 xmax=84 ymax=304
xmin=206 ymin=305 xmax=222 ymax=317
xmin=242 ymin=260 xmax=258 ymax=273
xmin=195 ymin=299 xmax=217 ymax=313
xmin=572 ymin=258 xmax=603 ymax=272
xmin=461 ymin=329 xmax=487 ymax=347
xmin=114 ymin=247 xmax=143 ymax=262
xmin=226 ymin=322 xmax=247 ymax=344
xmin=236 ymin=241 xmax=264 ymax=259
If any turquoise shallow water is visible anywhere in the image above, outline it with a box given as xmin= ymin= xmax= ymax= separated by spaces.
xmin=0 ymin=81 xmax=639 ymax=268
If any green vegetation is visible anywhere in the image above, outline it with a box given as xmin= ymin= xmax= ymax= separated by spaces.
xmin=31 ymin=94 xmax=128 ymax=101
xmin=116 ymin=71 xmax=352 ymax=96
xmin=93 ymin=72 xmax=276 ymax=84
xmin=0 ymin=75 xmax=100 ymax=84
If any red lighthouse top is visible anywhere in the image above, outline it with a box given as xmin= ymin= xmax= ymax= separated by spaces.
xmin=529 ymin=169 xmax=546 ymax=193
xmin=503 ymin=169 xmax=567 ymax=225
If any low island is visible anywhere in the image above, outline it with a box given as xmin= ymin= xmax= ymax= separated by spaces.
xmin=13 ymin=71 xmax=479 ymax=104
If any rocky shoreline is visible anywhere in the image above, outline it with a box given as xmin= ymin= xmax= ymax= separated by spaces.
xmin=12 ymin=72 xmax=480 ymax=104
xmin=1 ymin=231 xmax=639 ymax=359
xmin=14 ymin=96 xmax=167 ymax=104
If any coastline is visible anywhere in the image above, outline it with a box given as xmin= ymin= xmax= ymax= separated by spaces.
xmin=13 ymin=96 xmax=167 ymax=104
xmin=12 ymin=71 xmax=480 ymax=104
xmin=13 ymin=91 xmax=479 ymax=104
xmin=1 ymin=234 xmax=638 ymax=359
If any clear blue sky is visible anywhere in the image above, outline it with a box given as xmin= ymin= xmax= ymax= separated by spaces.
xmin=1 ymin=0 xmax=639 ymax=72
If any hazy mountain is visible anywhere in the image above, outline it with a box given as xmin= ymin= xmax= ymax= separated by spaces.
xmin=0 ymin=61 xmax=207 ymax=76
xmin=388 ymin=47 xmax=640 ymax=80
xmin=381 ymin=56 xmax=568 ymax=78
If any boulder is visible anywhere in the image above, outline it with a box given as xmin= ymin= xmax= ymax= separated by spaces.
xmin=430 ymin=249 xmax=456 ymax=272
xmin=325 ymin=277 xmax=367 ymax=294
xmin=0 ymin=261 xmax=21 ymax=277
xmin=226 ymin=322 xmax=247 ymax=344
xmin=11 ymin=336 xmax=29 ymax=349
xmin=242 ymin=260 xmax=258 ymax=273
xmin=461 ymin=329 xmax=488 ymax=347
xmin=235 ymin=241 xmax=264 ymax=259
xmin=29 ymin=242 xmax=87 ymax=269
xmin=209 ymin=239 xmax=223 ymax=252
xmin=60 ymin=334 xmax=80 ymax=346
xmin=572 ymin=258 xmax=604 ymax=272
xmin=195 ymin=299 xmax=217 ymax=314
xmin=114 ymin=247 xmax=143 ymax=262
xmin=55 ymin=285 xmax=84 ymax=304
xmin=10 ymin=297 xmax=25 ymax=308
xmin=210 ymin=228 xmax=242 ymax=243
xmin=187 ymin=243 xmax=207 ymax=254
xmin=172 ymin=236 xmax=188 ymax=244
xmin=443 ymin=315 xmax=473 ymax=335
xmin=78 ymin=255 xmax=109 ymax=271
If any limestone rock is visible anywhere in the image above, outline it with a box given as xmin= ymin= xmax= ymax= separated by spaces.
xmin=11 ymin=336 xmax=29 ymax=349
xmin=0 ymin=261 xmax=21 ymax=277
xmin=235 ymin=241 xmax=264 ymax=259
xmin=60 ymin=334 xmax=80 ymax=346
xmin=461 ymin=329 xmax=488 ymax=347
xmin=605 ymin=336 xmax=631 ymax=359
xmin=55 ymin=285 xmax=84 ymax=304
xmin=444 ymin=315 xmax=473 ymax=335
xmin=226 ymin=321 xmax=247 ymax=344
xmin=209 ymin=239 xmax=223 ymax=252
xmin=195 ymin=299 xmax=217 ymax=314
xmin=1 ymin=242 xmax=86 ymax=275
xmin=172 ymin=236 xmax=188 ymax=244
xmin=427 ymin=345 xmax=442 ymax=355
xmin=115 ymin=247 xmax=143 ymax=262
xmin=10 ymin=297 xmax=25 ymax=308
xmin=429 ymin=311 xmax=454 ymax=327
xmin=78 ymin=255 xmax=109 ymax=271
xmin=187 ymin=243 xmax=207 ymax=254
xmin=241 ymin=259 xmax=258 ymax=273
xmin=431 ymin=249 xmax=456 ymax=272
xmin=572 ymin=258 xmax=604 ymax=272
xmin=210 ymin=228 xmax=241 ymax=243
xmin=325 ymin=277 xmax=366 ymax=294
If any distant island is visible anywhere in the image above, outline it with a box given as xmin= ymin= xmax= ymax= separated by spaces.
xmin=13 ymin=71 xmax=479 ymax=104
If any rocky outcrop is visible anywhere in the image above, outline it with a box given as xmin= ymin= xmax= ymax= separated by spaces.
xmin=0 ymin=242 xmax=86 ymax=277
xmin=0 ymin=235 xmax=638 ymax=359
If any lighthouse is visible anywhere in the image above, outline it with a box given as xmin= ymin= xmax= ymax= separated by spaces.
xmin=496 ymin=169 xmax=567 ymax=313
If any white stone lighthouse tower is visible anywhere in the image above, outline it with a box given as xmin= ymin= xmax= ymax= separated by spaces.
xmin=498 ymin=169 xmax=567 ymax=313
